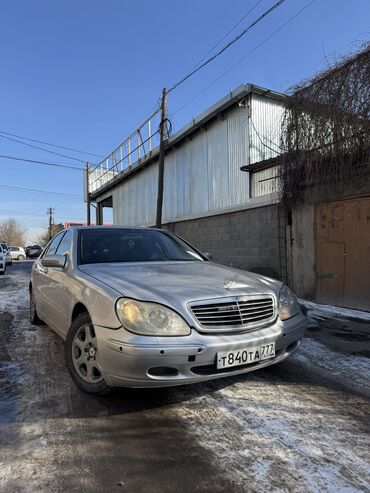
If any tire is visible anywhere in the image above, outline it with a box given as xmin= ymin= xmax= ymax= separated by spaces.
xmin=30 ymin=290 xmax=42 ymax=325
xmin=65 ymin=312 xmax=111 ymax=394
xmin=18 ymin=255 xmax=25 ymax=260
xmin=0 ymin=269 xmax=4 ymax=275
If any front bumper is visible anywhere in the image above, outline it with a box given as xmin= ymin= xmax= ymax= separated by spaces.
xmin=95 ymin=312 xmax=307 ymax=388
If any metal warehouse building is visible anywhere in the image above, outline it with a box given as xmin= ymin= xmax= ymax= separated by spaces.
xmin=89 ymin=84 xmax=286 ymax=282
xmin=88 ymin=82 xmax=370 ymax=312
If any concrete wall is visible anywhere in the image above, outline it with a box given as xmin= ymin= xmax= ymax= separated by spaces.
xmin=290 ymin=204 xmax=315 ymax=299
xmin=165 ymin=204 xmax=286 ymax=281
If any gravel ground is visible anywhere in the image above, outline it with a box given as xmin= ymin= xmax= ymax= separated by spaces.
xmin=0 ymin=262 xmax=369 ymax=493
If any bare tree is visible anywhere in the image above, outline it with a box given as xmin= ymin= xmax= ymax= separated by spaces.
xmin=0 ymin=219 xmax=28 ymax=246
xmin=37 ymin=223 xmax=64 ymax=247
xmin=281 ymin=43 xmax=370 ymax=205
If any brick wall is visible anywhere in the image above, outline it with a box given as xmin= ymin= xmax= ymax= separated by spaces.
xmin=164 ymin=204 xmax=286 ymax=281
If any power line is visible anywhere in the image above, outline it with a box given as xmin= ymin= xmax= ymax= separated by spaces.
xmin=0 ymin=131 xmax=103 ymax=158
xmin=169 ymin=0 xmax=287 ymax=92
xmin=0 ymin=208 xmax=85 ymax=220
xmin=0 ymin=134 xmax=86 ymax=163
xmin=0 ymin=209 xmax=47 ymax=218
xmin=190 ymin=0 xmax=265 ymax=72
xmin=250 ymin=117 xmax=284 ymax=155
xmin=173 ymin=0 xmax=316 ymax=116
xmin=0 ymin=154 xmax=84 ymax=171
xmin=0 ymin=184 xmax=82 ymax=199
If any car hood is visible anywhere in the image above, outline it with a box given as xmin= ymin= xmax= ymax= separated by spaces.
xmin=78 ymin=261 xmax=282 ymax=315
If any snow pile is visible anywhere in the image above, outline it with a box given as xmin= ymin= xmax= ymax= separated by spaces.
xmin=299 ymin=299 xmax=370 ymax=322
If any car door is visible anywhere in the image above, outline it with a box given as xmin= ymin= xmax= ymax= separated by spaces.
xmin=32 ymin=233 xmax=65 ymax=326
xmin=47 ymin=230 xmax=74 ymax=338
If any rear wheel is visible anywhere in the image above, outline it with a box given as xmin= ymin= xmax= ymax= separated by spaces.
xmin=18 ymin=254 xmax=25 ymax=260
xmin=65 ymin=312 xmax=111 ymax=394
xmin=30 ymin=290 xmax=42 ymax=324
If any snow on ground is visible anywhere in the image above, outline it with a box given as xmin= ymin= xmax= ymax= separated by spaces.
xmin=300 ymin=299 xmax=370 ymax=322
xmin=173 ymin=339 xmax=370 ymax=493
xmin=0 ymin=265 xmax=29 ymax=312
xmin=295 ymin=339 xmax=370 ymax=395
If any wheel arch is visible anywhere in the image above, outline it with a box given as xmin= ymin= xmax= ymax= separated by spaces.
xmin=71 ymin=302 xmax=91 ymax=323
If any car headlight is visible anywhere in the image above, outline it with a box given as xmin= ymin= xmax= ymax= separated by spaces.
xmin=116 ymin=298 xmax=191 ymax=336
xmin=279 ymin=285 xmax=300 ymax=321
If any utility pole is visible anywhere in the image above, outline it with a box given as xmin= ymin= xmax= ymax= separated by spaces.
xmin=155 ymin=87 xmax=168 ymax=228
xmin=86 ymin=163 xmax=91 ymax=225
xmin=47 ymin=207 xmax=55 ymax=241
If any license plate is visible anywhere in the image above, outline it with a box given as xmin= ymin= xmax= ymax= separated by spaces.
xmin=217 ymin=343 xmax=275 ymax=369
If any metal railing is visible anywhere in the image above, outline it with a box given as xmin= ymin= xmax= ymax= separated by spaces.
xmin=88 ymin=107 xmax=161 ymax=193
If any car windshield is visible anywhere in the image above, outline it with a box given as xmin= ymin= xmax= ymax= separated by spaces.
xmin=79 ymin=229 xmax=204 ymax=265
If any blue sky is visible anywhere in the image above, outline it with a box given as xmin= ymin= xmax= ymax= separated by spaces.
xmin=0 ymin=0 xmax=369 ymax=242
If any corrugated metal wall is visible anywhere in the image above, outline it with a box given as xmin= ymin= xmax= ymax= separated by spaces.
xmin=113 ymin=105 xmax=250 ymax=226
xmin=249 ymin=94 xmax=284 ymax=165
xmin=251 ymin=166 xmax=280 ymax=197
xmin=113 ymin=163 xmax=158 ymax=226
xmin=111 ymin=95 xmax=283 ymax=226
xmin=228 ymin=108 xmax=249 ymax=206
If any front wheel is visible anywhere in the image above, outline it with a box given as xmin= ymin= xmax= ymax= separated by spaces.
xmin=18 ymin=255 xmax=25 ymax=260
xmin=65 ymin=312 xmax=111 ymax=394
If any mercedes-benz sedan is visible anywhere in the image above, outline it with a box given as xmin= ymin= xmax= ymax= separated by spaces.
xmin=30 ymin=226 xmax=306 ymax=394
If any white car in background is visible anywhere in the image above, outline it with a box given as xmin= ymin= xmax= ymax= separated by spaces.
xmin=0 ymin=242 xmax=12 ymax=266
xmin=0 ymin=244 xmax=6 ymax=275
xmin=9 ymin=246 xmax=26 ymax=260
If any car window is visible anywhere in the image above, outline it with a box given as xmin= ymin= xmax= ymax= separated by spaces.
xmin=79 ymin=229 xmax=204 ymax=265
xmin=56 ymin=230 xmax=72 ymax=256
xmin=44 ymin=232 xmax=65 ymax=257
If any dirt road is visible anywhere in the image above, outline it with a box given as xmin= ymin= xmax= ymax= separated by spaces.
xmin=1 ymin=262 xmax=369 ymax=493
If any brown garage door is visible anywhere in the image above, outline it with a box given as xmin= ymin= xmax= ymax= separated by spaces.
xmin=316 ymin=197 xmax=370 ymax=311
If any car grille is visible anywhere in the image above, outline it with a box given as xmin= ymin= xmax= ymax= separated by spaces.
xmin=190 ymin=296 xmax=275 ymax=333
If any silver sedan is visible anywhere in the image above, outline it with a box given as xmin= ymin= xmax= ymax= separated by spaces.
xmin=30 ymin=226 xmax=306 ymax=394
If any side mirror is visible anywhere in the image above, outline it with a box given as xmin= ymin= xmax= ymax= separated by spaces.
xmin=203 ymin=252 xmax=213 ymax=261
xmin=41 ymin=254 xmax=66 ymax=269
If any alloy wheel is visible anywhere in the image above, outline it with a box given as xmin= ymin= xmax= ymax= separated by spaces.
xmin=72 ymin=324 xmax=103 ymax=383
